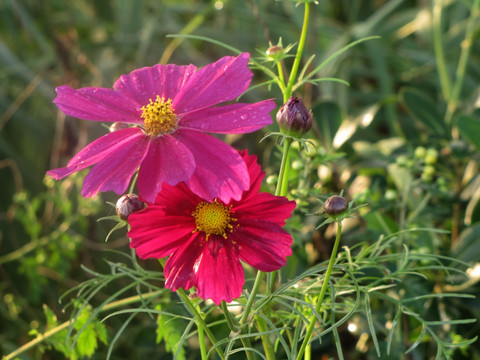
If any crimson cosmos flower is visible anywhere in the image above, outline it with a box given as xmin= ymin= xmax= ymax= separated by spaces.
xmin=127 ymin=151 xmax=296 ymax=304
xmin=47 ymin=53 xmax=275 ymax=203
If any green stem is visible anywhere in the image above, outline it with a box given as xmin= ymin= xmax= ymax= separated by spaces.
xmin=432 ymin=0 xmax=451 ymax=102
xmin=275 ymin=138 xmax=293 ymax=197
xmin=277 ymin=60 xmax=287 ymax=96
xmin=285 ymin=1 xmax=310 ymax=101
xmin=255 ymin=315 xmax=276 ymax=360
xmin=445 ymin=0 xmax=480 ymax=127
xmin=177 ymin=289 xmax=225 ymax=360
xmin=296 ymin=222 xmax=343 ymax=360
xmin=239 ymin=271 xmax=265 ymax=326
xmin=221 ymin=302 xmax=256 ymax=360
xmin=197 ymin=303 xmax=208 ymax=360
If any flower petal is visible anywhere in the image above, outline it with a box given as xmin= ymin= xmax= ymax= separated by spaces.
xmin=81 ymin=132 xmax=151 ymax=197
xmin=238 ymin=150 xmax=264 ymax=200
xmin=113 ymin=64 xmax=197 ymax=106
xmin=54 ymin=85 xmax=140 ymax=123
xmin=235 ymin=192 xmax=296 ymax=225
xmin=137 ymin=135 xmax=195 ymax=203
xmin=180 ymin=100 xmax=275 ymax=134
xmin=233 ymin=219 xmax=293 ymax=272
xmin=164 ymin=234 xmax=204 ymax=292
xmin=175 ymin=130 xmax=249 ymax=203
xmin=128 ymin=205 xmax=195 ymax=259
xmin=153 ymin=181 xmax=203 ymax=209
xmin=173 ymin=53 xmax=252 ymax=114
xmin=47 ymin=127 xmax=144 ymax=180
xmin=165 ymin=236 xmax=245 ymax=304
xmin=194 ymin=238 xmax=245 ymax=304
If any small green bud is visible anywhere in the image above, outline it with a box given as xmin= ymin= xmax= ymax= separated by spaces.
xmin=324 ymin=195 xmax=348 ymax=216
xmin=291 ymin=160 xmax=304 ymax=170
xmin=266 ymin=174 xmax=278 ymax=185
xmin=423 ymin=165 xmax=435 ymax=177
xmin=276 ymin=96 xmax=313 ymax=137
xmin=425 ymin=148 xmax=438 ymax=165
xmin=414 ymin=146 xmax=426 ymax=159
xmin=396 ymin=155 xmax=409 ymax=166
xmin=266 ymin=45 xmax=283 ymax=59
xmin=116 ymin=194 xmax=145 ymax=220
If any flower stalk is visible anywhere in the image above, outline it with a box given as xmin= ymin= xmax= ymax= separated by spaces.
xmin=285 ymin=1 xmax=310 ymax=102
xmin=296 ymin=221 xmax=343 ymax=360
xmin=177 ymin=288 xmax=225 ymax=360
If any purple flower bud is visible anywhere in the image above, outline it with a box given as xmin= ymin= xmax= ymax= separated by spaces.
xmin=116 ymin=194 xmax=145 ymax=220
xmin=324 ymin=195 xmax=348 ymax=216
xmin=276 ymin=96 xmax=313 ymax=137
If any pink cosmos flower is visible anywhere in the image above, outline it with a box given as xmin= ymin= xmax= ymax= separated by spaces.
xmin=47 ymin=53 xmax=275 ymax=203
xmin=127 ymin=151 xmax=296 ymax=305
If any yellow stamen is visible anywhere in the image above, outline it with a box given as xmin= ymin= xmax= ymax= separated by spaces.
xmin=140 ymin=95 xmax=177 ymax=136
xmin=192 ymin=200 xmax=237 ymax=240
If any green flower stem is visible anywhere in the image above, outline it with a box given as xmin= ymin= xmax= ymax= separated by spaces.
xmin=277 ymin=60 xmax=287 ymax=95
xmin=255 ymin=315 xmax=276 ymax=360
xmin=239 ymin=270 xmax=266 ymax=326
xmin=445 ymin=0 xmax=479 ymax=127
xmin=432 ymin=1 xmax=451 ymax=102
xmin=221 ymin=301 xmax=240 ymax=332
xmin=196 ymin=306 xmax=208 ymax=360
xmin=221 ymin=302 xmax=257 ymax=360
xmin=275 ymin=137 xmax=293 ymax=197
xmin=176 ymin=289 xmax=225 ymax=360
xmin=3 ymin=291 xmax=164 ymax=360
xmin=285 ymin=1 xmax=310 ymax=101
xmin=295 ymin=221 xmax=343 ymax=360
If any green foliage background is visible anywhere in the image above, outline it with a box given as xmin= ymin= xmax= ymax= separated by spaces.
xmin=1 ymin=0 xmax=479 ymax=359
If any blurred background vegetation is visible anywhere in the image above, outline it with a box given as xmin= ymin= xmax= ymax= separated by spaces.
xmin=1 ymin=0 xmax=480 ymax=359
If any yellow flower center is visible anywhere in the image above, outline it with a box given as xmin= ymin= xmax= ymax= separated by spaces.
xmin=140 ymin=95 xmax=177 ymax=136
xmin=192 ymin=200 xmax=237 ymax=239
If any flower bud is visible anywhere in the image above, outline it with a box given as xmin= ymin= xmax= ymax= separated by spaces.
xmin=109 ymin=122 xmax=129 ymax=132
xmin=324 ymin=195 xmax=348 ymax=216
xmin=276 ymin=96 xmax=313 ymax=137
xmin=116 ymin=194 xmax=145 ymax=220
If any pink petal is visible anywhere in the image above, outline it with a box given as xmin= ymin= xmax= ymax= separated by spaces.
xmin=238 ymin=150 xmax=264 ymax=200
xmin=113 ymin=64 xmax=197 ymax=106
xmin=81 ymin=133 xmax=151 ymax=197
xmin=164 ymin=234 xmax=204 ymax=292
xmin=137 ymin=135 xmax=195 ymax=203
xmin=47 ymin=128 xmax=144 ymax=180
xmin=233 ymin=219 xmax=293 ymax=272
xmin=173 ymin=53 xmax=252 ymax=114
xmin=179 ymin=100 xmax=275 ymax=134
xmin=128 ymin=206 xmax=196 ymax=259
xmin=194 ymin=238 xmax=245 ymax=304
xmin=165 ymin=236 xmax=245 ymax=304
xmin=153 ymin=181 xmax=203 ymax=209
xmin=175 ymin=130 xmax=249 ymax=203
xmin=54 ymin=85 xmax=140 ymax=123
xmin=235 ymin=192 xmax=296 ymax=226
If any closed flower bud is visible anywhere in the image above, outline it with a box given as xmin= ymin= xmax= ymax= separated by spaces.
xmin=109 ymin=122 xmax=129 ymax=132
xmin=324 ymin=195 xmax=348 ymax=216
xmin=116 ymin=194 xmax=145 ymax=220
xmin=276 ymin=96 xmax=313 ymax=137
